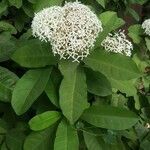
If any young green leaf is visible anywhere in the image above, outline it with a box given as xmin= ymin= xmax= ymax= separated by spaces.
xmin=83 ymin=49 xmax=141 ymax=80
xmin=100 ymin=11 xmax=125 ymax=30
xmin=54 ymin=120 xmax=79 ymax=150
xmin=95 ymin=11 xmax=125 ymax=47
xmin=82 ymin=105 xmax=139 ymax=130
xmin=59 ymin=61 xmax=89 ymax=124
xmin=96 ymin=0 xmax=106 ymax=8
xmin=11 ymin=68 xmax=51 ymax=115
xmin=0 ymin=66 xmax=19 ymax=102
xmin=11 ymin=40 xmax=57 ymax=68
xmin=86 ymin=69 xmax=112 ymax=96
xmin=128 ymin=24 xmax=143 ymax=44
xmin=29 ymin=111 xmax=61 ymax=131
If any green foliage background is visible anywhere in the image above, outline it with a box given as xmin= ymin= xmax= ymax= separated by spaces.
xmin=0 ymin=0 xmax=150 ymax=149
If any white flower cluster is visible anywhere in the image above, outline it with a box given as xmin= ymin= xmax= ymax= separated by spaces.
xmin=32 ymin=6 xmax=63 ymax=42
xmin=31 ymin=1 xmax=103 ymax=62
xmin=101 ymin=30 xmax=133 ymax=57
xmin=142 ymin=19 xmax=150 ymax=36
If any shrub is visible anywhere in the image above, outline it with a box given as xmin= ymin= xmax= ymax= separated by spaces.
xmin=0 ymin=0 xmax=149 ymax=149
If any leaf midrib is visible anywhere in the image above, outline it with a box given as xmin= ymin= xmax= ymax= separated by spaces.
xmin=84 ymin=113 xmax=137 ymax=119
xmin=18 ymin=69 xmax=50 ymax=114
xmin=20 ymin=73 xmax=42 ymax=112
xmin=69 ymin=70 xmax=78 ymax=123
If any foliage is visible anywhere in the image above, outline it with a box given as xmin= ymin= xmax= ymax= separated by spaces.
xmin=0 ymin=0 xmax=149 ymax=150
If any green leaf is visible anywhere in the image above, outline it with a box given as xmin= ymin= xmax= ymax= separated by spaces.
xmin=132 ymin=54 xmax=149 ymax=73
xmin=13 ymin=10 xmax=28 ymax=32
xmin=99 ymin=11 xmax=124 ymax=28
xmin=45 ymin=68 xmax=62 ymax=107
xmin=45 ymin=78 xmax=59 ymax=107
xmin=86 ymin=69 xmax=112 ymax=96
xmin=129 ymin=0 xmax=148 ymax=5
xmin=0 ymin=135 xmax=4 ymax=144
xmin=6 ymin=129 xmax=25 ymax=150
xmin=82 ymin=105 xmax=139 ymax=130
xmin=140 ymin=133 xmax=150 ymax=150
xmin=22 ymin=1 xmax=34 ymax=17
xmin=84 ymin=132 xmax=104 ymax=150
xmin=33 ymin=0 xmax=63 ymax=12
xmin=0 ymin=33 xmax=15 ymax=62
xmin=29 ymin=111 xmax=61 ymax=131
xmin=24 ymin=126 xmax=56 ymax=150
xmin=8 ymin=0 xmax=22 ymax=8
xmin=96 ymin=11 xmax=125 ymax=46
xmin=83 ymin=49 xmax=141 ymax=80
xmin=1 ymin=142 xmax=8 ymax=150
xmin=0 ymin=66 xmax=19 ymax=102
xmin=96 ymin=0 xmax=106 ymax=8
xmin=145 ymin=38 xmax=150 ymax=51
xmin=54 ymin=120 xmax=79 ymax=150
xmin=59 ymin=61 xmax=89 ymax=124
xmin=0 ymin=0 xmax=8 ymax=15
xmin=134 ymin=94 xmax=141 ymax=110
xmin=0 ymin=119 xmax=8 ymax=134
xmin=128 ymin=24 xmax=143 ymax=44
xmin=84 ymin=131 xmax=124 ymax=150
xmin=11 ymin=40 xmax=57 ymax=68
xmin=110 ymin=78 xmax=137 ymax=96
xmin=19 ymin=29 xmax=32 ymax=41
xmin=111 ymin=94 xmax=128 ymax=108
xmin=11 ymin=68 xmax=51 ymax=115
xmin=0 ymin=21 xmax=17 ymax=34
xmin=28 ymin=0 xmax=36 ymax=3
xmin=128 ymin=8 xmax=139 ymax=21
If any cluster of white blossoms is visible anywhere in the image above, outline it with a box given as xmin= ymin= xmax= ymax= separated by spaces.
xmin=32 ymin=6 xmax=64 ymax=42
xmin=142 ymin=19 xmax=150 ymax=36
xmin=101 ymin=30 xmax=133 ymax=57
xmin=31 ymin=1 xmax=103 ymax=62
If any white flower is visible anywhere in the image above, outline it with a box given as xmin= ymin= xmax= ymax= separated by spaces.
xmin=31 ymin=1 xmax=103 ymax=62
xmin=101 ymin=30 xmax=133 ymax=57
xmin=31 ymin=6 xmax=63 ymax=42
xmin=142 ymin=19 xmax=150 ymax=36
xmin=145 ymin=123 xmax=150 ymax=129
